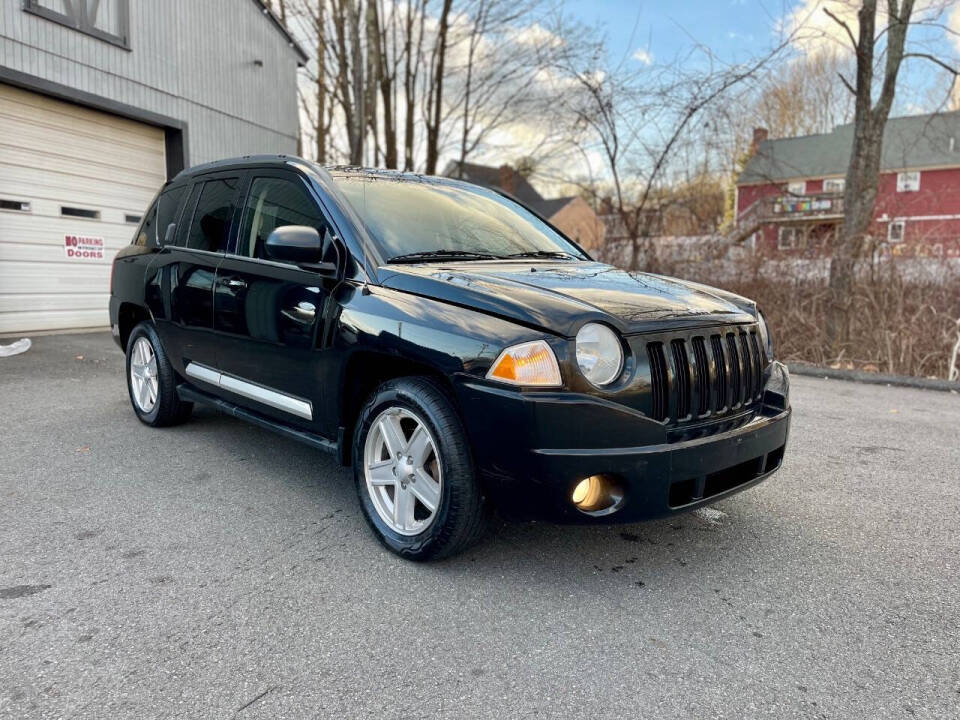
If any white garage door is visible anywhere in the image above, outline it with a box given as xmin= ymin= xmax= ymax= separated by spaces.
xmin=0 ymin=83 xmax=166 ymax=334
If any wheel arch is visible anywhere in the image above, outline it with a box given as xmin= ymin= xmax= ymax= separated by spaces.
xmin=337 ymin=350 xmax=457 ymax=466
xmin=117 ymin=303 xmax=153 ymax=351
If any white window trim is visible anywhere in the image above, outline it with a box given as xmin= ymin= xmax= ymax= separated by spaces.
xmin=887 ymin=220 xmax=905 ymax=243
xmin=896 ymin=171 xmax=920 ymax=192
xmin=786 ymin=181 xmax=806 ymax=196
xmin=778 ymin=226 xmax=799 ymax=250
xmin=823 ymin=178 xmax=845 ymax=193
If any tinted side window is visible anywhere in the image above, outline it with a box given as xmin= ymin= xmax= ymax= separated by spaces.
xmin=156 ymin=185 xmax=187 ymax=246
xmin=238 ymin=176 xmax=327 ymax=258
xmin=134 ymin=199 xmax=158 ymax=247
xmin=186 ymin=177 xmax=239 ymax=252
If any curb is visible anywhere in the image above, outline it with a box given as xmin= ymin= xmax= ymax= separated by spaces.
xmin=788 ymin=362 xmax=960 ymax=393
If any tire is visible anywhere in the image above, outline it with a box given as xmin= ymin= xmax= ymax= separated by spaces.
xmin=125 ymin=321 xmax=193 ymax=427
xmin=353 ymin=376 xmax=488 ymax=561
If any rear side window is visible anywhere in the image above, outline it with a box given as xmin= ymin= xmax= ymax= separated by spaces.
xmin=134 ymin=200 xmax=158 ymax=247
xmin=237 ymin=176 xmax=328 ymax=258
xmin=185 ymin=177 xmax=239 ymax=252
xmin=156 ymin=185 xmax=187 ymax=246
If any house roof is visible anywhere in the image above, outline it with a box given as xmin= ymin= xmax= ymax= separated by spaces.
xmin=250 ymin=0 xmax=309 ymax=64
xmin=532 ymin=196 xmax=577 ymax=218
xmin=442 ymin=160 xmax=546 ymax=207
xmin=738 ymin=111 xmax=960 ymax=185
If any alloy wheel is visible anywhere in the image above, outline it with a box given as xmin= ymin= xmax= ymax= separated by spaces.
xmin=363 ymin=407 xmax=443 ymax=536
xmin=129 ymin=336 xmax=159 ymax=413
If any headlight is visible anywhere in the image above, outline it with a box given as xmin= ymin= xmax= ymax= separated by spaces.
xmin=486 ymin=339 xmax=562 ymax=387
xmin=757 ymin=310 xmax=774 ymax=359
xmin=575 ymin=323 xmax=623 ymax=386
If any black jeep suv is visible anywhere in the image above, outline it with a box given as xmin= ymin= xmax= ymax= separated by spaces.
xmin=110 ymin=155 xmax=790 ymax=560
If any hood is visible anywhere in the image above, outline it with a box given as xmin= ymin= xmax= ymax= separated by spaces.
xmin=378 ymin=260 xmax=756 ymax=337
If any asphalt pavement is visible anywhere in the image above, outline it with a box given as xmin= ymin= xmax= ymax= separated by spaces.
xmin=1 ymin=332 xmax=958 ymax=719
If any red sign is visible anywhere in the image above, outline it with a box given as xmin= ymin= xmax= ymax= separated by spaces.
xmin=64 ymin=234 xmax=104 ymax=260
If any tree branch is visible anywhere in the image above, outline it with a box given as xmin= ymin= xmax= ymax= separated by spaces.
xmin=823 ymin=7 xmax=859 ymax=53
xmin=837 ymin=71 xmax=856 ymax=95
xmin=902 ymin=52 xmax=959 ymax=76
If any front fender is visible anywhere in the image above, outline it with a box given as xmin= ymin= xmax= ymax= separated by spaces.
xmin=333 ymin=283 xmax=550 ymax=378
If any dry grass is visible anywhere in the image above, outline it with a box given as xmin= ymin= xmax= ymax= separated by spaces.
xmin=635 ymin=250 xmax=960 ymax=380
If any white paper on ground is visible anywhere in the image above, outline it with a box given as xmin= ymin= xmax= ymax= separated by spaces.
xmin=0 ymin=338 xmax=31 ymax=357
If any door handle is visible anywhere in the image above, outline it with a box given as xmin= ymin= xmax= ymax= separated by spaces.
xmin=221 ymin=277 xmax=247 ymax=290
xmin=282 ymin=302 xmax=316 ymax=325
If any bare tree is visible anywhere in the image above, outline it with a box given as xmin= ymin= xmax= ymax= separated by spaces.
xmin=282 ymin=0 xmax=578 ymax=173
xmin=548 ymin=25 xmax=789 ymax=271
xmin=824 ymin=0 xmax=958 ymax=347
xmin=423 ymin=0 xmax=453 ymax=174
xmin=403 ymin=0 xmax=427 ymax=169
xmin=447 ymin=0 xmax=561 ymax=172
xmin=752 ymin=51 xmax=855 ymax=138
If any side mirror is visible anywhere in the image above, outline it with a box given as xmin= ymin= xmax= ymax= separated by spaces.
xmin=265 ymin=225 xmax=323 ymax=264
xmin=163 ymin=223 xmax=176 ymax=246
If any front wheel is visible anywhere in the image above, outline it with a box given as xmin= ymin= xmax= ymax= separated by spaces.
xmin=353 ymin=377 xmax=488 ymax=561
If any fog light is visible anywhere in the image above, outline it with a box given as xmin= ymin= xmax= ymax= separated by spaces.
xmin=572 ymin=476 xmax=603 ymax=509
xmin=571 ymin=474 xmax=625 ymax=515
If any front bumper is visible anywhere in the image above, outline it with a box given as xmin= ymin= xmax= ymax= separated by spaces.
xmin=454 ymin=361 xmax=791 ymax=523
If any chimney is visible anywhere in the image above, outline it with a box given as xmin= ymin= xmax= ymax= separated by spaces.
xmin=751 ymin=127 xmax=769 ymax=152
xmin=498 ymin=164 xmax=516 ymax=195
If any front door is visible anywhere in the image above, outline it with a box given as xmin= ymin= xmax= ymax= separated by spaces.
xmin=212 ymin=171 xmax=339 ymax=432
xmin=148 ymin=174 xmax=241 ymax=377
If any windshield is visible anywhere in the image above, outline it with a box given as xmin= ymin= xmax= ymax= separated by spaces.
xmin=333 ymin=176 xmax=587 ymax=263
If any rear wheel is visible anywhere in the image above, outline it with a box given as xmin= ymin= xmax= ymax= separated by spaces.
xmin=353 ymin=377 xmax=488 ymax=560
xmin=125 ymin=322 xmax=192 ymax=427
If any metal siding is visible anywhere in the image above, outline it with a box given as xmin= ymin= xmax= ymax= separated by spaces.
xmin=0 ymin=0 xmax=301 ymax=332
xmin=0 ymin=0 xmax=300 ymax=165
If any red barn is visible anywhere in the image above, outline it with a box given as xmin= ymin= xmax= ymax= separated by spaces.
xmin=735 ymin=112 xmax=960 ymax=259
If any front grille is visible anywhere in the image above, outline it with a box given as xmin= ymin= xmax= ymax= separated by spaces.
xmin=645 ymin=325 xmax=766 ymax=425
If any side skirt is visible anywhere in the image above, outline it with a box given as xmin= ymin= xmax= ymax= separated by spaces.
xmin=176 ymin=383 xmax=339 ymax=457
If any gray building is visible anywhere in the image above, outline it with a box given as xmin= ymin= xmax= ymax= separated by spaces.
xmin=0 ymin=0 xmax=306 ymax=333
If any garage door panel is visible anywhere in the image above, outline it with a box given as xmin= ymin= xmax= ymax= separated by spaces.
xmin=0 ymin=143 xmax=165 ymax=191
xmin=0 ymin=116 xmax=165 ymax=171
xmin=0 ymin=309 xmax=109 ymax=334
xmin=0 ymin=293 xmax=110 ymax=313
xmin=0 ymin=215 xmax=139 ymax=249
xmin=0 ymin=87 xmax=167 ymax=152
xmin=0 ymin=83 xmax=166 ymax=333
xmin=0 ymin=176 xmax=155 ymax=215
xmin=0 ymin=242 xmax=129 ymax=264
xmin=0 ymin=261 xmax=110 ymax=294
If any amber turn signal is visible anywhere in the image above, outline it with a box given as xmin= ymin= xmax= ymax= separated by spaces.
xmin=486 ymin=340 xmax=562 ymax=387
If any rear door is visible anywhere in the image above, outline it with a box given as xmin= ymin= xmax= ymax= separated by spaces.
xmin=147 ymin=172 xmax=242 ymax=378
xmin=212 ymin=170 xmax=338 ymax=430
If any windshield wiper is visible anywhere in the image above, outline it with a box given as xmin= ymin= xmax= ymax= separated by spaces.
xmin=502 ymin=250 xmax=578 ymax=260
xmin=387 ymin=250 xmax=501 ymax=263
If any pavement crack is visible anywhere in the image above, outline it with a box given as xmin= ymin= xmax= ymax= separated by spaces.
xmin=235 ymin=685 xmax=280 ymax=715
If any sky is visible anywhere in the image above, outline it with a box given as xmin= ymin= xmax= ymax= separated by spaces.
xmin=563 ymin=0 xmax=793 ymax=68
xmin=562 ymin=0 xmax=960 ymax=115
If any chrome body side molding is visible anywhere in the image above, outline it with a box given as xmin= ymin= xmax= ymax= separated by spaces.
xmin=184 ymin=362 xmax=313 ymax=420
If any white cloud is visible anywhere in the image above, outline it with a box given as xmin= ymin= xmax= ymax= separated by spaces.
xmin=781 ymin=0 xmax=960 ymax=57
xmin=950 ymin=2 xmax=960 ymax=53
xmin=633 ymin=48 xmax=654 ymax=65
xmin=508 ymin=22 xmax=565 ymax=49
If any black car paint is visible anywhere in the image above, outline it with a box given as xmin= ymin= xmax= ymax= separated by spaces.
xmin=110 ymin=156 xmax=790 ymax=523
